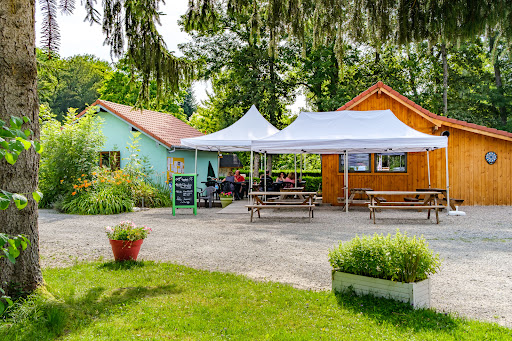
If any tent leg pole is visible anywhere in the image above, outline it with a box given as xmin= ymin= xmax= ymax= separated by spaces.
xmin=300 ymin=154 xmax=303 ymax=181
xmin=250 ymin=150 xmax=253 ymax=205
xmin=445 ymin=147 xmax=451 ymax=213
xmin=294 ymin=154 xmax=297 ymax=187
xmin=264 ymin=152 xmax=267 ymax=192
xmin=427 ymin=150 xmax=431 ymax=188
xmin=345 ymin=151 xmax=348 ymax=213
xmin=194 ymin=148 xmax=198 ymax=175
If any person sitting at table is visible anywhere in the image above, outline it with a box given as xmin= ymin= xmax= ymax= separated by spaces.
xmin=276 ymin=172 xmax=286 ymax=183
xmin=234 ymin=170 xmax=246 ymax=200
xmin=259 ymin=171 xmax=274 ymax=191
xmin=284 ymin=172 xmax=295 ymax=184
xmin=222 ymin=171 xmax=235 ymax=193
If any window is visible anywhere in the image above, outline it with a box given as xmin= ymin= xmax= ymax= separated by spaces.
xmin=375 ymin=153 xmax=407 ymax=172
xmin=339 ymin=154 xmax=371 ymax=173
xmin=99 ymin=151 xmax=121 ymax=170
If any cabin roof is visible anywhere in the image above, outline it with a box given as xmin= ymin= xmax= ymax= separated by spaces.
xmin=337 ymin=81 xmax=512 ymax=141
xmin=78 ymin=99 xmax=203 ymax=148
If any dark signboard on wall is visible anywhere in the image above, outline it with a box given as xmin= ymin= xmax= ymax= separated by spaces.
xmin=172 ymin=174 xmax=197 ymax=216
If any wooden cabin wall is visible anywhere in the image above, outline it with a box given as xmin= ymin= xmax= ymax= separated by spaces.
xmin=322 ymin=92 xmax=512 ymax=206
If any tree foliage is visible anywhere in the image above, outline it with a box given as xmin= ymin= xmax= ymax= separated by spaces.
xmin=37 ymin=49 xmax=112 ymax=121
xmin=98 ymin=59 xmax=188 ymax=121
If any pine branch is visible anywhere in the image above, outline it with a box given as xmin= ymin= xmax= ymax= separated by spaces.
xmin=59 ymin=0 xmax=75 ymax=14
xmin=39 ymin=0 xmax=61 ymax=56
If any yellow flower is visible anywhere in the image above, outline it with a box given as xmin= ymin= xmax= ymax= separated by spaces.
xmin=73 ymin=185 xmax=78 ymax=189
xmin=72 ymin=191 xmax=76 ymax=196
xmin=60 ymin=180 xmax=64 ymax=183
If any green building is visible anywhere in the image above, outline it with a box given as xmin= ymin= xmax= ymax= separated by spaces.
xmin=79 ymin=100 xmax=218 ymax=188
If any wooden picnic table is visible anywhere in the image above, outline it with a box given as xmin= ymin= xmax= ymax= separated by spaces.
xmin=338 ymin=188 xmax=374 ymax=210
xmin=246 ymin=191 xmax=317 ymax=222
xmin=279 ymin=187 xmax=305 ymax=200
xmin=366 ymin=191 xmax=445 ymax=224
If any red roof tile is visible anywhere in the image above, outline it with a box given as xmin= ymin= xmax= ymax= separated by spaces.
xmin=78 ymin=100 xmax=203 ymax=148
xmin=337 ymin=82 xmax=512 ymax=139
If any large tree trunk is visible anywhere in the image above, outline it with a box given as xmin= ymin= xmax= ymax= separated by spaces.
xmin=266 ymin=154 xmax=272 ymax=176
xmin=0 ymin=0 xmax=43 ymax=296
xmin=441 ymin=43 xmax=448 ymax=115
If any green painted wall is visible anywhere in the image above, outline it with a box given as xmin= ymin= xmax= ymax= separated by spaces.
xmin=98 ymin=109 xmax=218 ymax=189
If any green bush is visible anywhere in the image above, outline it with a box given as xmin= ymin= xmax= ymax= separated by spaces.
xmin=301 ymin=176 xmax=322 ymax=192
xmin=328 ymin=230 xmax=441 ymax=283
xmin=39 ymin=107 xmax=105 ymax=208
xmin=60 ymin=186 xmax=134 ymax=215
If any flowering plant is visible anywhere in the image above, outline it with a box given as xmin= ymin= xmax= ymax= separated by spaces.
xmin=105 ymin=221 xmax=152 ymax=241
xmin=219 ymin=191 xmax=233 ymax=198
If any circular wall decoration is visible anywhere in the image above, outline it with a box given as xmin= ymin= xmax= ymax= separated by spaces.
xmin=485 ymin=151 xmax=497 ymax=165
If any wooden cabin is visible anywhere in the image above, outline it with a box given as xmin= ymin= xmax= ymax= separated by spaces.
xmin=322 ymin=82 xmax=512 ymax=206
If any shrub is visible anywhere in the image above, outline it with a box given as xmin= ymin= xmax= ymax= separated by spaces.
xmin=301 ymin=176 xmax=322 ymax=192
xmin=39 ymin=107 xmax=105 ymax=207
xmin=328 ymin=230 xmax=440 ymax=283
xmin=58 ymin=168 xmax=171 ymax=214
xmin=239 ymin=169 xmax=321 ymax=177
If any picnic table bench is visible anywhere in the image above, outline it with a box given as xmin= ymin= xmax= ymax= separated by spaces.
xmin=246 ymin=191 xmax=316 ymax=222
xmin=366 ymin=191 xmax=445 ymax=224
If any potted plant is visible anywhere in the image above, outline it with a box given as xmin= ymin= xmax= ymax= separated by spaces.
xmin=105 ymin=221 xmax=152 ymax=261
xmin=219 ymin=191 xmax=233 ymax=208
xmin=329 ymin=230 xmax=440 ymax=308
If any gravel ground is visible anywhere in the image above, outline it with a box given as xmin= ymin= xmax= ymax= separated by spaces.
xmin=39 ymin=205 xmax=512 ymax=328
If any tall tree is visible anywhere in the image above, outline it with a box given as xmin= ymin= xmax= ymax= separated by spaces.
xmin=1 ymin=0 xmax=192 ymax=297
xmin=0 ymin=0 xmax=43 ymax=295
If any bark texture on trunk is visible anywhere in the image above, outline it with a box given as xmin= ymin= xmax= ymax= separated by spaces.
xmin=253 ymin=153 xmax=260 ymax=178
xmin=441 ymin=43 xmax=448 ymax=115
xmin=266 ymin=154 xmax=272 ymax=176
xmin=0 ymin=0 xmax=43 ymax=296
xmin=489 ymin=35 xmax=508 ymax=126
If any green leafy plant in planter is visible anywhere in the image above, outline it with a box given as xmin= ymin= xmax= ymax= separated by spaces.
xmin=329 ymin=230 xmax=440 ymax=283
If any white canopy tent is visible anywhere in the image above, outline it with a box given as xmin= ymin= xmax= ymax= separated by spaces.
xmin=181 ymin=105 xmax=279 ymax=152
xmin=251 ymin=110 xmax=449 ymax=211
xmin=180 ymin=105 xmax=279 ymax=190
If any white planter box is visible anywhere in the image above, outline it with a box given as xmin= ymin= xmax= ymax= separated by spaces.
xmin=332 ymin=271 xmax=431 ymax=309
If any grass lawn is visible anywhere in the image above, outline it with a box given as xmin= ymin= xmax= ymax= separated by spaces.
xmin=1 ymin=261 xmax=510 ymax=340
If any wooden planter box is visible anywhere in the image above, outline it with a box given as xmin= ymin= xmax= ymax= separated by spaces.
xmin=332 ymin=271 xmax=431 ymax=309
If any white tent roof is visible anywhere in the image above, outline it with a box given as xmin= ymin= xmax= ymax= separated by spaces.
xmin=251 ymin=109 xmax=447 ymax=154
xmin=180 ymin=105 xmax=279 ymax=151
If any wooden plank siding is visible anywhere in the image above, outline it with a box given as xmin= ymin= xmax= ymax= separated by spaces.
xmin=322 ymin=92 xmax=512 ymax=206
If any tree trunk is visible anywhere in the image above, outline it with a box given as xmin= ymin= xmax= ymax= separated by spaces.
xmin=253 ymin=153 xmax=260 ymax=178
xmin=0 ymin=0 xmax=43 ymax=296
xmin=489 ymin=35 xmax=508 ymax=126
xmin=266 ymin=154 xmax=272 ymax=176
xmin=441 ymin=43 xmax=448 ymax=115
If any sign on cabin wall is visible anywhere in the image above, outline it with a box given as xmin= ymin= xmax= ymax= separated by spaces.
xmin=167 ymin=157 xmax=185 ymax=181
xmin=172 ymin=174 xmax=197 ymax=216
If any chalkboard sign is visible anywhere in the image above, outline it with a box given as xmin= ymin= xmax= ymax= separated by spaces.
xmin=172 ymin=174 xmax=197 ymax=216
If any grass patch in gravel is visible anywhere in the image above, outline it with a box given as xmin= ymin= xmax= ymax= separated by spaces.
xmin=1 ymin=261 xmax=510 ymax=340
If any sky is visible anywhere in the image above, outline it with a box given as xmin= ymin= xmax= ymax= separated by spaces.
xmin=34 ymin=1 xmax=306 ymax=113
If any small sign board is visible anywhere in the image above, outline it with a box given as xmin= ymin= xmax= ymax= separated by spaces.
xmin=172 ymin=174 xmax=197 ymax=216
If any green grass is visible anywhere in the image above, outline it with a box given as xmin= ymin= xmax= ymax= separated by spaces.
xmin=1 ymin=262 xmax=510 ymax=340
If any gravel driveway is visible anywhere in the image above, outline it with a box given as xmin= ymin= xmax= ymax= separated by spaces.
xmin=38 ymin=205 xmax=512 ymax=328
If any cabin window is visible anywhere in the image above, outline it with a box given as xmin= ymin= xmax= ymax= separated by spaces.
xmin=375 ymin=153 xmax=407 ymax=172
xmin=99 ymin=151 xmax=121 ymax=170
xmin=339 ymin=153 xmax=371 ymax=173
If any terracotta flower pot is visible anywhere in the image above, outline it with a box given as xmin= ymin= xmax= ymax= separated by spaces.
xmin=109 ymin=239 xmax=144 ymax=261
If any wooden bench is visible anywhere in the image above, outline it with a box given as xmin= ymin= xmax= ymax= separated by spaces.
xmin=368 ymin=204 xmax=445 ymax=224
xmin=367 ymin=191 xmax=445 ymax=224
xmin=246 ymin=204 xmax=315 ymax=222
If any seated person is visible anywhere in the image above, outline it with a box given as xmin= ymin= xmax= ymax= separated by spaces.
xmin=284 ymin=172 xmax=295 ymax=183
xmin=276 ymin=172 xmax=286 ymax=183
xmin=259 ymin=171 xmax=274 ymax=191
xmin=234 ymin=170 xmax=246 ymax=199
xmin=221 ymin=171 xmax=235 ymax=193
